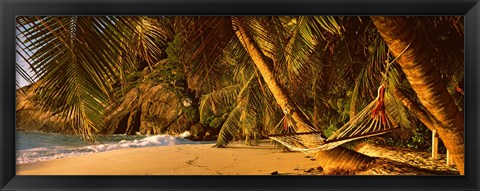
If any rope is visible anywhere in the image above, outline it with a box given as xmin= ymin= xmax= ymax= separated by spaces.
xmin=269 ymin=37 xmax=412 ymax=153
xmin=269 ymin=87 xmax=399 ymax=153
xmin=383 ymin=37 xmax=414 ymax=83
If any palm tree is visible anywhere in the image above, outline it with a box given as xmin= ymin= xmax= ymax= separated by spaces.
xmin=371 ymin=16 xmax=464 ymax=174
xmin=230 ymin=16 xmax=378 ymax=172
xmin=16 ymin=16 xmax=463 ymax=174
xmin=16 ymin=16 xmax=171 ymax=141
xmin=206 ymin=16 xmax=462 ymax=173
xmin=17 ymin=16 xmax=375 ymax=172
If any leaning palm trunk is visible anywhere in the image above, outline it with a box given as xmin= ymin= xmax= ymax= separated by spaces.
xmin=371 ymin=16 xmax=464 ymax=174
xmin=232 ymin=16 xmax=373 ymax=173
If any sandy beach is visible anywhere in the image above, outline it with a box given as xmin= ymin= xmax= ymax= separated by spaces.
xmin=16 ymin=140 xmax=459 ymax=176
xmin=14 ymin=15 xmax=465 ymax=177
xmin=17 ymin=141 xmax=319 ymax=175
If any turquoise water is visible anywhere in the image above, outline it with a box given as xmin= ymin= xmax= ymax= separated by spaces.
xmin=16 ymin=131 xmax=206 ymax=164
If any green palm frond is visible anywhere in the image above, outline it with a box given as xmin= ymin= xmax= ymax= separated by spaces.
xmin=16 ymin=15 xmax=462 ymax=147
xmin=385 ymin=84 xmax=412 ymax=131
xmin=284 ymin=17 xmax=311 ymax=76
xmin=130 ymin=17 xmax=172 ymax=69
xmin=215 ymin=78 xmax=271 ymax=146
xmin=223 ymin=33 xmax=256 ymax=84
xmin=211 ymin=68 xmax=282 ymax=146
xmin=354 ymin=36 xmax=388 ymax=99
xmin=16 ymin=16 xmax=151 ymax=141
xmin=15 ymin=63 xmax=35 ymax=88
xmin=250 ymin=16 xmax=347 ymax=113
xmin=240 ymin=104 xmax=260 ymax=145
xmin=288 ymin=16 xmax=342 ymax=53
xmin=245 ymin=17 xmax=286 ymax=61
xmin=414 ymin=17 xmax=464 ymax=86
xmin=312 ymin=16 xmax=343 ymax=36
xmin=199 ymin=84 xmax=242 ymax=122
xmin=172 ymin=16 xmax=236 ymax=93
xmin=199 ymin=71 xmax=260 ymax=146
xmin=16 ymin=25 xmax=37 ymax=87
xmin=215 ymin=100 xmax=246 ymax=147
xmin=349 ymin=81 xmax=360 ymax=119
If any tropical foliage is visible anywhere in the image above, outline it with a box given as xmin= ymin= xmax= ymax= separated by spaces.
xmin=16 ymin=16 xmax=464 ymax=172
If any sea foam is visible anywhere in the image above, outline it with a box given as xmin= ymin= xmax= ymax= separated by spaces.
xmin=16 ymin=131 xmax=206 ymax=165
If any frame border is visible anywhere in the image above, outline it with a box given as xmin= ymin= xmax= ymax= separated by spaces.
xmin=1 ymin=0 xmax=479 ymax=190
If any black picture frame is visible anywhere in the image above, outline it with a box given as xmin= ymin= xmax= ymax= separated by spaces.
xmin=1 ymin=0 xmax=479 ymax=190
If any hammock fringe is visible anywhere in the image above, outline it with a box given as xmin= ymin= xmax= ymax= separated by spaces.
xmin=269 ymin=86 xmax=399 ymax=153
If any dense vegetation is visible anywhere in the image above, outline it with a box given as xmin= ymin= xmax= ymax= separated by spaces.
xmin=16 ymin=16 xmax=464 ymax=173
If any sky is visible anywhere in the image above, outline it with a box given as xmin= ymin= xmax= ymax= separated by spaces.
xmin=16 ymin=54 xmax=35 ymax=89
xmin=16 ymin=25 xmax=37 ymax=89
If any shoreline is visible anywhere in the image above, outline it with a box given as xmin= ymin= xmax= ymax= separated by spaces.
xmin=17 ymin=141 xmax=319 ymax=175
xmin=16 ymin=140 xmax=459 ymax=175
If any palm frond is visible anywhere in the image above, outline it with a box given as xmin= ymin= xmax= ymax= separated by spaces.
xmin=172 ymin=16 xmax=237 ymax=93
xmin=214 ymin=78 xmax=271 ymax=146
xmin=16 ymin=16 xmax=148 ymax=140
xmin=15 ymin=63 xmax=35 ymax=88
xmin=385 ymin=79 xmax=412 ymax=131
xmin=414 ymin=17 xmax=464 ymax=88
xmin=356 ymin=35 xmax=388 ymax=99
xmin=199 ymin=84 xmax=242 ymax=122
xmin=129 ymin=17 xmax=173 ymax=69
xmin=215 ymin=100 xmax=246 ymax=147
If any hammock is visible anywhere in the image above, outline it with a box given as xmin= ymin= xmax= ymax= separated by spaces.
xmin=269 ymin=85 xmax=399 ymax=154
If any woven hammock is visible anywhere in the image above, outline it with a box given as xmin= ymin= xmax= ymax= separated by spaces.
xmin=269 ymin=86 xmax=399 ymax=154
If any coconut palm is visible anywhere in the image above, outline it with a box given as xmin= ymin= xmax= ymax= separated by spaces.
xmin=16 ymin=16 xmax=172 ymax=141
xmin=193 ymin=16 xmax=463 ymax=173
xmin=15 ymin=15 xmax=375 ymax=172
xmin=371 ymin=16 xmax=465 ymax=174
xmin=183 ymin=16 xmax=381 ymax=172
xmin=16 ymin=16 xmax=464 ymax=174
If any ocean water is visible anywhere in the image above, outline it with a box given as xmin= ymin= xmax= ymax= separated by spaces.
xmin=16 ymin=131 xmax=208 ymax=165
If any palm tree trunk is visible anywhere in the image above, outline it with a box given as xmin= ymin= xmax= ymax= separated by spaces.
xmin=371 ymin=16 xmax=464 ymax=174
xmin=232 ymin=16 xmax=373 ymax=173
xmin=392 ymin=87 xmax=436 ymax=131
xmin=232 ymin=17 xmax=311 ymax=132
